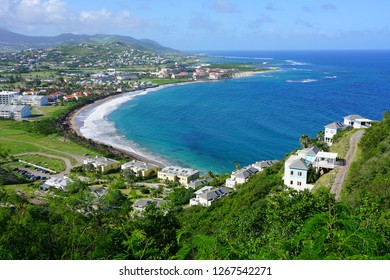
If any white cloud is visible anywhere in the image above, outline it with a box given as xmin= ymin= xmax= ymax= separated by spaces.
xmin=210 ymin=0 xmax=240 ymax=13
xmin=0 ymin=0 xmax=149 ymax=35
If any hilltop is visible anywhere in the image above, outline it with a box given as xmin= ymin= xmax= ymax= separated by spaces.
xmin=0 ymin=29 xmax=179 ymax=54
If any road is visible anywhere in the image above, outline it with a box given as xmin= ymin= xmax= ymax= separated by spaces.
xmin=330 ymin=130 xmax=365 ymax=200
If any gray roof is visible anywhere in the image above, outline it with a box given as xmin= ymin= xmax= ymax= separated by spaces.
xmin=325 ymin=122 xmax=347 ymax=130
xmin=289 ymin=158 xmax=311 ymax=170
xmin=234 ymin=167 xmax=258 ymax=179
xmin=253 ymin=160 xmax=279 ymax=169
xmin=0 ymin=104 xmax=29 ymax=112
xmin=344 ymin=114 xmax=364 ymax=120
xmin=299 ymin=146 xmax=320 ymax=156
xmin=188 ymin=177 xmax=213 ymax=188
xmin=198 ymin=187 xmax=232 ymax=202
xmin=133 ymin=198 xmax=164 ymax=208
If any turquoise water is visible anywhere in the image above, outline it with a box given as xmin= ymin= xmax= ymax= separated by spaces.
xmin=108 ymin=50 xmax=390 ymax=174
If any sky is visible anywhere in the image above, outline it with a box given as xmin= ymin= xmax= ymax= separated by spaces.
xmin=0 ymin=0 xmax=389 ymax=50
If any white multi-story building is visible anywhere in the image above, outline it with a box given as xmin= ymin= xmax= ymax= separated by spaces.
xmin=343 ymin=114 xmax=373 ymax=129
xmin=0 ymin=104 xmax=31 ymax=119
xmin=283 ymin=155 xmax=312 ymax=191
xmin=0 ymin=91 xmax=19 ymax=104
xmin=84 ymin=157 xmax=120 ymax=174
xmin=11 ymin=95 xmax=49 ymax=106
xmin=324 ymin=122 xmax=348 ymax=146
xmin=190 ymin=187 xmax=232 ymax=207
xmin=225 ymin=166 xmax=258 ymax=189
xmin=158 ymin=166 xmax=200 ymax=186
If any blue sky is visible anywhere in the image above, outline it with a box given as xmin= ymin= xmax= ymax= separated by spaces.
xmin=0 ymin=0 xmax=389 ymax=50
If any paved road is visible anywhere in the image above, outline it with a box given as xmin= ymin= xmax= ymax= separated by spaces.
xmin=330 ymin=130 xmax=365 ymax=200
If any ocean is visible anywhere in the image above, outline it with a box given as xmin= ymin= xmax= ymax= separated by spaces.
xmin=99 ymin=50 xmax=390 ymax=174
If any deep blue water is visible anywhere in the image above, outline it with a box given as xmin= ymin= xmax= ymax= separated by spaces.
xmin=108 ymin=50 xmax=390 ymax=174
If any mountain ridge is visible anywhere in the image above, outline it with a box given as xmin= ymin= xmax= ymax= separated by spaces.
xmin=0 ymin=29 xmax=178 ymax=53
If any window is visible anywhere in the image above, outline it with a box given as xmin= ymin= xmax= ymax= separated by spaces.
xmin=290 ymin=171 xmax=293 ymax=175
xmin=297 ymin=181 xmax=302 ymax=186
xmin=290 ymin=180 xmax=293 ymax=185
xmin=298 ymin=172 xmax=302 ymax=176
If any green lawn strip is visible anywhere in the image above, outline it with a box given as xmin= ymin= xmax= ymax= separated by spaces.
xmin=329 ymin=129 xmax=357 ymax=158
xmin=16 ymin=154 xmax=65 ymax=173
xmin=312 ymin=168 xmax=338 ymax=191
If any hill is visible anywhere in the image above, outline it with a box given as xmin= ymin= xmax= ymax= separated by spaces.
xmin=0 ymin=29 xmax=178 ymax=53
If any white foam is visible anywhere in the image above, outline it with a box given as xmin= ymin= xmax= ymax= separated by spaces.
xmin=324 ymin=75 xmax=337 ymax=79
xmin=286 ymin=79 xmax=318 ymax=83
xmin=285 ymin=60 xmax=309 ymax=66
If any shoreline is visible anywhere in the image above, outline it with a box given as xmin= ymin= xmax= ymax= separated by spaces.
xmin=67 ymin=70 xmax=275 ymax=169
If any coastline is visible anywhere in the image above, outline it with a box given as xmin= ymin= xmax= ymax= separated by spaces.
xmin=68 ymin=70 xmax=275 ymax=169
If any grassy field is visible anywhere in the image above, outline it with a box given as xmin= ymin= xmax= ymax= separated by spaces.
xmin=16 ymin=154 xmax=66 ymax=173
xmin=0 ymin=120 xmax=97 ymax=165
xmin=329 ymin=129 xmax=357 ymax=158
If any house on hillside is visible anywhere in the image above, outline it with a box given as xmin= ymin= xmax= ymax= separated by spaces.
xmin=297 ymin=146 xmax=321 ymax=163
xmin=41 ymin=177 xmax=73 ymax=191
xmin=187 ymin=177 xmax=213 ymax=189
xmin=133 ymin=198 xmax=165 ymax=212
xmin=190 ymin=187 xmax=232 ymax=207
xmin=283 ymin=155 xmax=312 ymax=191
xmin=0 ymin=104 xmax=31 ymax=119
xmin=343 ymin=114 xmax=373 ymax=129
xmin=225 ymin=167 xmax=258 ymax=189
xmin=313 ymin=152 xmax=339 ymax=170
xmin=324 ymin=122 xmax=349 ymax=146
xmin=251 ymin=160 xmax=279 ymax=172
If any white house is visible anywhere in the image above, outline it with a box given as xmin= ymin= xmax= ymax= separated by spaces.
xmin=158 ymin=166 xmax=200 ymax=186
xmin=190 ymin=187 xmax=232 ymax=207
xmin=0 ymin=104 xmax=31 ymax=119
xmin=324 ymin=122 xmax=348 ymax=146
xmin=314 ymin=152 xmax=339 ymax=170
xmin=225 ymin=166 xmax=258 ymax=189
xmin=187 ymin=177 xmax=213 ymax=189
xmin=41 ymin=177 xmax=73 ymax=191
xmin=343 ymin=114 xmax=373 ymax=129
xmin=251 ymin=160 xmax=279 ymax=172
xmin=283 ymin=155 xmax=312 ymax=191
xmin=121 ymin=160 xmax=158 ymax=177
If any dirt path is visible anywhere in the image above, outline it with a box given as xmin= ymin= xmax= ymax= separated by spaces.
xmin=330 ymin=129 xmax=365 ymax=200
xmin=15 ymin=152 xmax=78 ymax=177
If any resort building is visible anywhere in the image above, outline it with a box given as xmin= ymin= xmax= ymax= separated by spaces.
xmin=0 ymin=91 xmax=19 ymax=104
xmin=84 ymin=157 xmax=120 ymax=174
xmin=324 ymin=122 xmax=348 ymax=146
xmin=121 ymin=160 xmax=158 ymax=177
xmin=343 ymin=114 xmax=373 ymax=129
xmin=157 ymin=166 xmax=200 ymax=186
xmin=11 ymin=95 xmax=49 ymax=106
xmin=190 ymin=186 xmax=232 ymax=207
xmin=225 ymin=166 xmax=259 ymax=189
xmin=283 ymin=155 xmax=313 ymax=191
xmin=0 ymin=104 xmax=31 ymax=119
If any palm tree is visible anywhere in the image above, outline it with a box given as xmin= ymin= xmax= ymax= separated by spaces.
xmin=299 ymin=134 xmax=310 ymax=148
xmin=235 ymin=161 xmax=240 ymax=170
xmin=316 ymin=130 xmax=325 ymax=142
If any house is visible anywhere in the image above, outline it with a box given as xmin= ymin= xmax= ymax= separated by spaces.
xmin=343 ymin=114 xmax=373 ymax=128
xmin=157 ymin=166 xmax=200 ymax=186
xmin=297 ymin=146 xmax=321 ymax=163
xmin=0 ymin=104 xmax=31 ymax=119
xmin=313 ymin=152 xmax=339 ymax=170
xmin=187 ymin=177 xmax=213 ymax=189
xmin=190 ymin=187 xmax=232 ymax=207
xmin=283 ymin=155 xmax=312 ymax=191
xmin=121 ymin=160 xmax=158 ymax=177
xmin=84 ymin=157 xmax=120 ymax=174
xmin=41 ymin=177 xmax=73 ymax=191
xmin=324 ymin=122 xmax=348 ymax=146
xmin=225 ymin=167 xmax=258 ymax=189
xmin=252 ymin=160 xmax=279 ymax=172
xmin=133 ymin=198 xmax=165 ymax=211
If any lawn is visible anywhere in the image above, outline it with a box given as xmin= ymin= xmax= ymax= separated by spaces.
xmin=16 ymin=154 xmax=66 ymax=173
xmin=0 ymin=120 xmax=98 ymax=165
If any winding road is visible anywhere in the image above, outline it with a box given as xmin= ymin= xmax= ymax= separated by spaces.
xmin=330 ymin=129 xmax=365 ymax=200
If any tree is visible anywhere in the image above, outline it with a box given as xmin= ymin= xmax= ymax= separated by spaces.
xmin=299 ymin=134 xmax=310 ymax=148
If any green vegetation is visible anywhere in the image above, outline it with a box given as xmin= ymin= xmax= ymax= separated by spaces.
xmin=16 ymin=154 xmax=65 ymax=173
